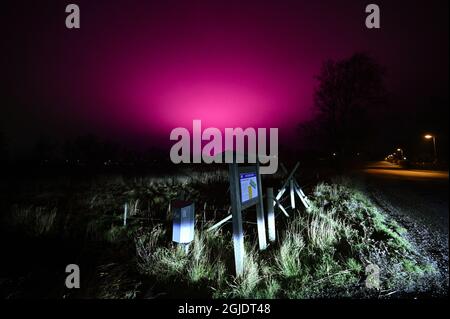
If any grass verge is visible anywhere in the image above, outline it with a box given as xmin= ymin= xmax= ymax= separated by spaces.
xmin=133 ymin=180 xmax=439 ymax=298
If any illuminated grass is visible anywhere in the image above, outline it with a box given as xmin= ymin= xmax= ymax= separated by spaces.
xmin=275 ymin=232 xmax=304 ymax=278
xmin=133 ymin=180 xmax=437 ymax=298
xmin=6 ymin=172 xmax=438 ymax=298
xmin=135 ymin=222 xmax=228 ymax=288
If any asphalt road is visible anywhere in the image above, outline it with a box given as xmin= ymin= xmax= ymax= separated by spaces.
xmin=359 ymin=161 xmax=449 ymax=291
xmin=362 ymin=161 xmax=448 ymax=233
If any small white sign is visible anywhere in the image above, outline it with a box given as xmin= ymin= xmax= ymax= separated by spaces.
xmin=172 ymin=202 xmax=195 ymax=244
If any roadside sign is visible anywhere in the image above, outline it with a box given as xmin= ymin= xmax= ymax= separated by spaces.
xmin=229 ymin=160 xmax=267 ymax=276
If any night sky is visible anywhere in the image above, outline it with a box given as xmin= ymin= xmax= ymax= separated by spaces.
xmin=2 ymin=0 xmax=449 ymax=157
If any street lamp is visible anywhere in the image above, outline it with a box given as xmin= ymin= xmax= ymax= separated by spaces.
xmin=424 ymin=134 xmax=437 ymax=163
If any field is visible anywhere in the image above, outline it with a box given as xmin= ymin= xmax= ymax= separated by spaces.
xmin=0 ymin=168 xmax=445 ymax=299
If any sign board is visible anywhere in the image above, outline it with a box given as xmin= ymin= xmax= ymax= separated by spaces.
xmin=238 ymin=168 xmax=260 ymax=208
xmin=229 ymin=161 xmax=267 ymax=276
xmin=172 ymin=201 xmax=195 ymax=244
xmin=239 ymin=172 xmax=258 ymax=203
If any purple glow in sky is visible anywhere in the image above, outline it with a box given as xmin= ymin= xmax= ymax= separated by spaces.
xmin=125 ymin=53 xmax=306 ymax=132
xmin=79 ymin=1 xmax=317 ymax=138
xmin=2 ymin=0 xmax=448 ymax=152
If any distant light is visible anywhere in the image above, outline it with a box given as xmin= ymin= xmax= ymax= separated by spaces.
xmin=397 ymin=148 xmax=401 ymax=152
xmin=424 ymin=134 xmax=433 ymax=139
xmin=403 ymin=157 xmax=407 ymax=160
xmin=332 ymin=153 xmax=336 ymax=156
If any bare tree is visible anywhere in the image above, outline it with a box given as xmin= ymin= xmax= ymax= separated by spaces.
xmin=310 ymin=53 xmax=387 ymax=157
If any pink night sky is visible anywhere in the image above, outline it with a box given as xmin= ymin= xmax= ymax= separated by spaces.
xmin=3 ymin=0 xmax=448 ymax=152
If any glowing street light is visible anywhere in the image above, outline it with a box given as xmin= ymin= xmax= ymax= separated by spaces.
xmin=424 ymin=134 xmax=437 ymax=163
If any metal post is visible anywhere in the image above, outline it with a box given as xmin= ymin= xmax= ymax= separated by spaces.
xmin=266 ymin=188 xmax=276 ymax=242
xmin=290 ymin=179 xmax=295 ymax=209
xmin=279 ymin=162 xmax=300 ymax=192
xmin=275 ymin=187 xmax=289 ymax=217
xmin=203 ymin=202 xmax=207 ymax=225
xmin=276 ymin=187 xmax=286 ymax=201
xmin=123 ymin=203 xmax=128 ymax=227
xmin=256 ymin=161 xmax=267 ymax=250
xmin=207 ymin=214 xmax=232 ymax=232
xmin=229 ymin=163 xmax=244 ymax=276
xmin=294 ymin=181 xmax=311 ymax=210
xmin=274 ymin=198 xmax=290 ymax=217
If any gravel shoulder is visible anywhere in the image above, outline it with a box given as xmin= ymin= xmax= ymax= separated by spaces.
xmin=355 ymin=162 xmax=449 ymax=296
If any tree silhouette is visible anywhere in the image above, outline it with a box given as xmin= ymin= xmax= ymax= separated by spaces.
xmin=304 ymin=53 xmax=387 ymax=158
